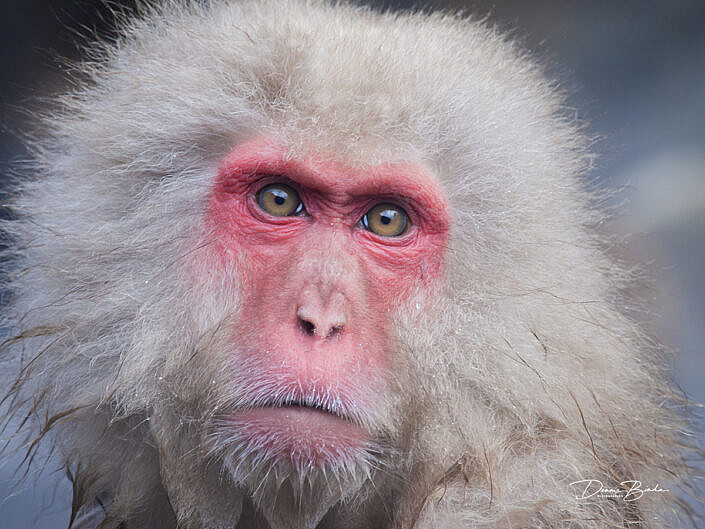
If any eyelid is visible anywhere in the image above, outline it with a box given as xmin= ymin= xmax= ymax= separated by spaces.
xmin=351 ymin=194 xmax=411 ymax=217
xmin=356 ymin=222 xmax=420 ymax=250
xmin=248 ymin=174 xmax=303 ymax=197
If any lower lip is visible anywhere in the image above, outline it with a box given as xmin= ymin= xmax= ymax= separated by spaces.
xmin=230 ymin=406 xmax=368 ymax=465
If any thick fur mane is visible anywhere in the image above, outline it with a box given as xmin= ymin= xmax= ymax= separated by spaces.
xmin=0 ymin=1 xmax=697 ymax=528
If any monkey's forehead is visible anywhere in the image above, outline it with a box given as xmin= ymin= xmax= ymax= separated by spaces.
xmin=58 ymin=0 xmax=583 ymax=175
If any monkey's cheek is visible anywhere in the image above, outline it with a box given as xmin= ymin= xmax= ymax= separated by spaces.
xmin=230 ymin=407 xmax=369 ymax=465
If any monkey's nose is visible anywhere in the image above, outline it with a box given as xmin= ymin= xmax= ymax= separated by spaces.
xmin=296 ymin=291 xmax=346 ymax=340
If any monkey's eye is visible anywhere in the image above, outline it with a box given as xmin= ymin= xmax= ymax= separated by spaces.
xmin=257 ymin=183 xmax=304 ymax=216
xmin=361 ymin=203 xmax=409 ymax=237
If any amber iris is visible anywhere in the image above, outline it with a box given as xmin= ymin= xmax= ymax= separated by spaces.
xmin=257 ymin=183 xmax=303 ymax=216
xmin=362 ymin=203 xmax=409 ymax=237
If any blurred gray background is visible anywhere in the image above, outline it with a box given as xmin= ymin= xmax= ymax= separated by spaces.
xmin=1 ymin=0 xmax=703 ymax=527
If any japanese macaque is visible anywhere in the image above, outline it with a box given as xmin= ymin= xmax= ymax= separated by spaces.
xmin=0 ymin=1 xmax=696 ymax=528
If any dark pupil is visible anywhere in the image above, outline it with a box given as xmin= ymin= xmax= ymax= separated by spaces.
xmin=273 ymin=191 xmax=287 ymax=205
xmin=380 ymin=211 xmax=393 ymax=224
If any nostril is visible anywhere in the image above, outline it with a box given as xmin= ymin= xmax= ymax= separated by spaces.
xmin=298 ymin=317 xmax=316 ymax=336
xmin=326 ymin=325 xmax=343 ymax=339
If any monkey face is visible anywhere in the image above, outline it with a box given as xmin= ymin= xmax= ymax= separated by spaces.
xmin=199 ymin=136 xmax=450 ymax=470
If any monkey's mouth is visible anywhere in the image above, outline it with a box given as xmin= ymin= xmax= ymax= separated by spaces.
xmin=230 ymin=399 xmax=368 ymax=465
xmin=272 ymin=399 xmax=346 ymax=420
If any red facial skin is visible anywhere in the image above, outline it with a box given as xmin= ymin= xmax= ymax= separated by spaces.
xmin=205 ymin=137 xmax=449 ymax=466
